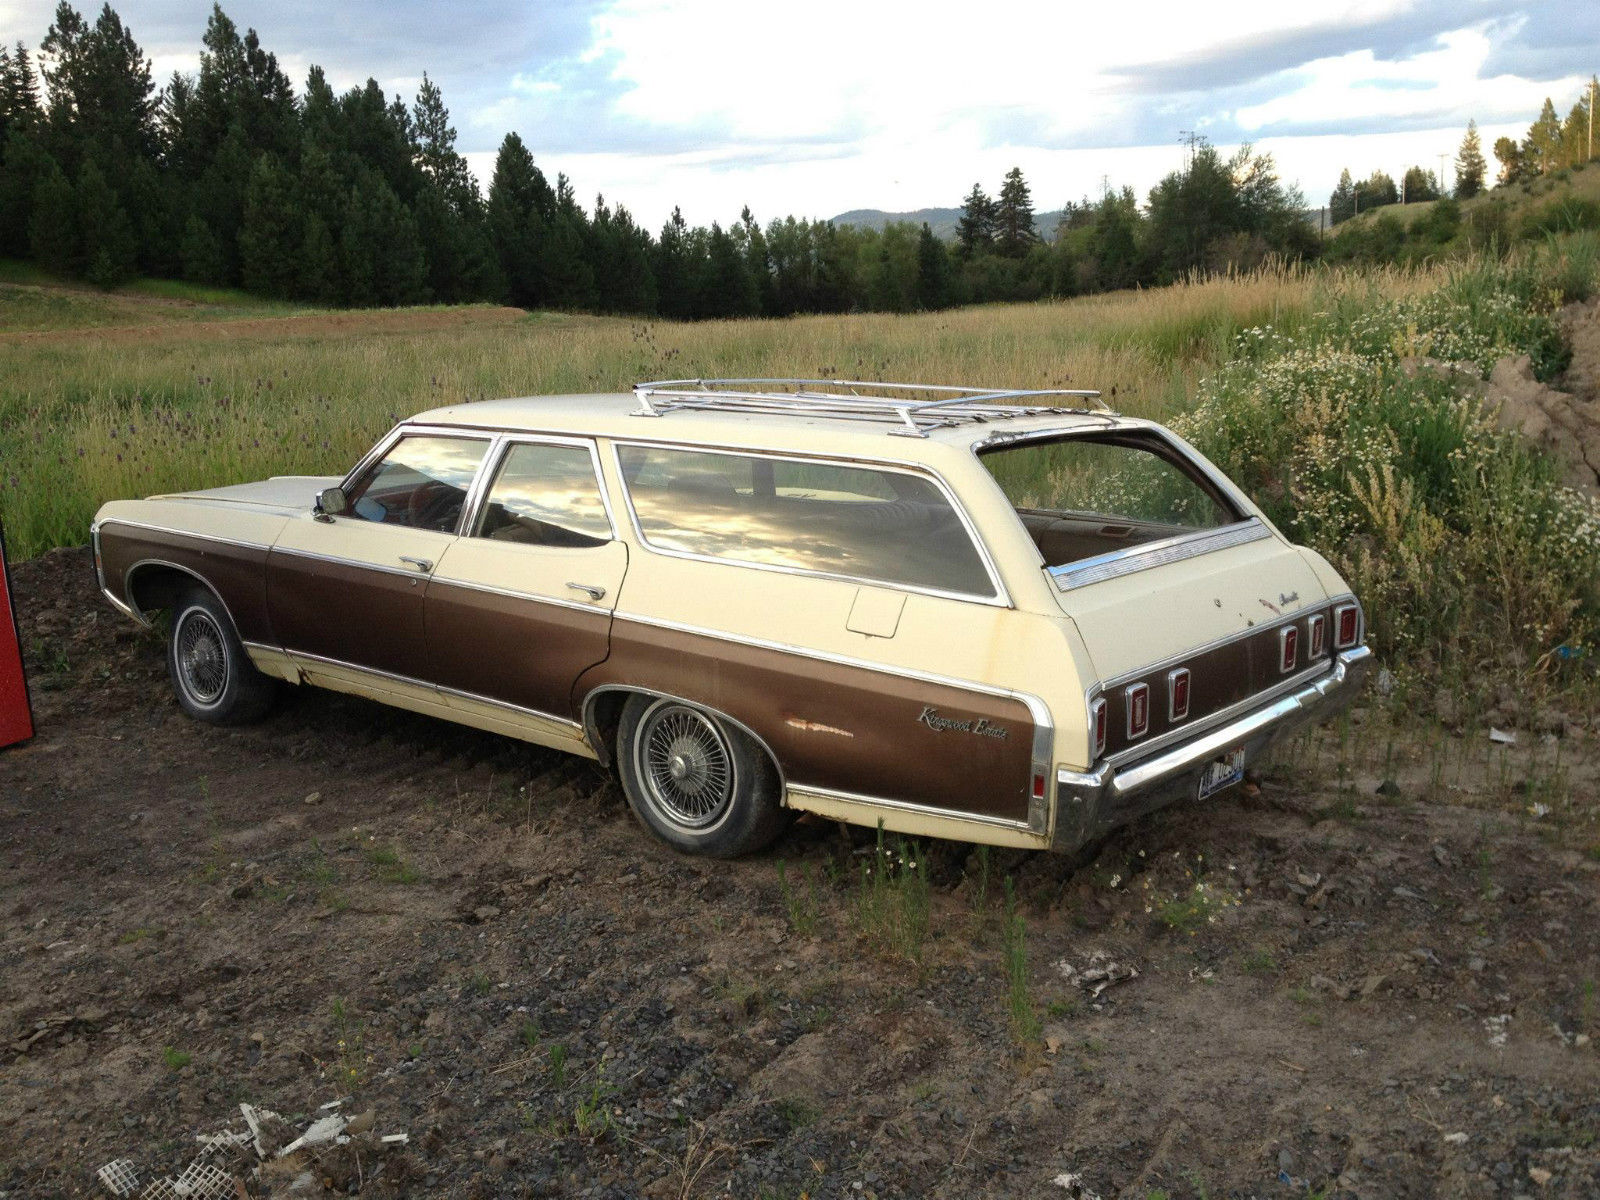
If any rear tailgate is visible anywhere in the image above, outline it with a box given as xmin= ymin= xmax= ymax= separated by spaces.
xmin=1054 ymin=531 xmax=1337 ymax=759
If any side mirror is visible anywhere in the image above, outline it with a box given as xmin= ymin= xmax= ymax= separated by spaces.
xmin=314 ymin=486 xmax=348 ymax=522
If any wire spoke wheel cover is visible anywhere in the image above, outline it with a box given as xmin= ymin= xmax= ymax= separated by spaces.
xmin=174 ymin=607 xmax=228 ymax=708
xmin=633 ymin=700 xmax=738 ymax=830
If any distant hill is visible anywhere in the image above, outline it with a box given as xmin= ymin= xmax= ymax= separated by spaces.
xmin=829 ymin=207 xmax=1068 ymax=240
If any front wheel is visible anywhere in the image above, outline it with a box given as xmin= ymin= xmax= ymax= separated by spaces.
xmin=615 ymin=694 xmax=788 ymax=857
xmin=166 ymin=585 xmax=277 ymax=725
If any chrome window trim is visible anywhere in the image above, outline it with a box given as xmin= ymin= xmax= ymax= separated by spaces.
xmin=608 ymin=609 xmax=1054 ymax=797
xmin=333 ymin=425 xmax=496 ymax=537
xmin=607 ymin=439 xmax=1011 ymax=608
xmin=277 ymin=646 xmax=585 ymax=733
xmin=784 ymin=782 xmax=1034 ymax=834
xmin=1048 ymin=519 xmax=1273 ymax=592
xmin=464 ymin=433 xmax=619 ymax=544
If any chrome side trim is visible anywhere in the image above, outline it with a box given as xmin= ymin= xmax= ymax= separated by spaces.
xmin=608 ymin=609 xmax=1055 ymax=797
xmin=579 ymin=684 xmax=788 ymax=788
xmin=1048 ymin=519 xmax=1272 ymax=591
xmin=94 ymin=517 xmax=273 ymax=553
xmin=785 ymin=782 xmax=1033 ymax=833
xmin=607 ymin=439 xmax=1013 ymax=609
xmin=427 ymin=575 xmax=613 ymax=616
xmin=268 ymin=544 xmax=451 ymax=582
xmin=285 ymin=647 xmax=585 ymax=734
xmin=91 ymin=522 xmax=143 ymax=624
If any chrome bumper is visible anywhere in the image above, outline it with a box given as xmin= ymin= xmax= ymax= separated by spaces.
xmin=1051 ymin=645 xmax=1373 ymax=850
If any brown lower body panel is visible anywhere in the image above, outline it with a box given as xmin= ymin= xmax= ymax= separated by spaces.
xmin=98 ymin=525 xmax=273 ymax=643
xmin=266 ymin=552 xmax=427 ymax=681
xmin=577 ymin=619 xmax=1034 ymax=823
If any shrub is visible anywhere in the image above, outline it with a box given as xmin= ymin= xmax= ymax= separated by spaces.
xmin=1175 ymin=256 xmax=1600 ymax=696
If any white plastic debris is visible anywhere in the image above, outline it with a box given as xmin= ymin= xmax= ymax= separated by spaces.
xmin=194 ymin=1131 xmax=251 ymax=1157
xmin=1055 ymin=951 xmax=1139 ymax=998
xmin=239 ymin=1103 xmax=289 ymax=1158
xmin=1443 ymin=1131 xmax=1469 ymax=1145
xmin=1050 ymin=1172 xmax=1103 ymax=1198
xmin=1484 ymin=1014 xmax=1511 ymax=1048
xmin=276 ymin=1114 xmax=347 ymax=1158
xmin=1489 ymin=728 xmax=1517 ymax=746
xmin=172 ymin=1159 xmax=235 ymax=1199
xmin=380 ymin=1133 xmax=410 ymax=1145
xmin=138 ymin=1179 xmax=179 ymax=1200
xmin=96 ymin=1158 xmax=139 ymax=1197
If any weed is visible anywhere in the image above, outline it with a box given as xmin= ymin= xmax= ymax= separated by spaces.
xmin=467 ymin=972 xmax=492 ymax=997
xmin=1002 ymin=877 xmax=1041 ymax=1046
xmin=969 ymin=844 xmax=992 ymax=913
xmin=774 ymin=1096 xmax=820 ymax=1130
xmin=854 ymin=824 xmax=931 ymax=965
xmin=161 ymin=1045 xmax=191 ymax=1071
xmin=364 ymin=843 xmax=421 ymax=884
xmin=329 ymin=997 xmax=366 ymax=1091
xmin=1241 ymin=948 xmax=1278 ymax=976
xmin=520 ymin=1017 xmax=541 ymax=1050
xmin=1044 ymin=997 xmax=1079 ymax=1020
xmin=117 ymin=927 xmax=158 ymax=945
xmin=573 ymin=1079 xmax=616 ymax=1138
xmin=1154 ymin=881 xmax=1231 ymax=936
xmin=548 ymin=1042 xmax=568 ymax=1089
xmin=776 ymin=859 xmax=820 ymax=937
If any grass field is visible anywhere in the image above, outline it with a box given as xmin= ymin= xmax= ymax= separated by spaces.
xmin=0 ymin=259 xmax=1442 ymax=561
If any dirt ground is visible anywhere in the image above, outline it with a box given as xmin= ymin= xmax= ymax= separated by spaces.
xmin=1 ymin=549 xmax=1597 ymax=1200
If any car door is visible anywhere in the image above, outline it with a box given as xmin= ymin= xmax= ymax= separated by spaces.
xmin=267 ymin=430 xmax=492 ymax=683
xmin=424 ymin=436 xmax=627 ymax=724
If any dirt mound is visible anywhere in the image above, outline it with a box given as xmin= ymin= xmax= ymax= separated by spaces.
xmin=1485 ymin=353 xmax=1600 ymax=498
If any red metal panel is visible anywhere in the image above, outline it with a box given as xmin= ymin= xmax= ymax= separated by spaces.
xmin=0 ymin=521 xmax=34 ymax=749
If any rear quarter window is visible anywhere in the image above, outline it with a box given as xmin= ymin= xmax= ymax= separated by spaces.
xmin=616 ymin=445 xmax=995 ymax=598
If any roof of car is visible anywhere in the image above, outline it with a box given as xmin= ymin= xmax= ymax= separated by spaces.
xmin=410 ymin=384 xmax=1138 ymax=461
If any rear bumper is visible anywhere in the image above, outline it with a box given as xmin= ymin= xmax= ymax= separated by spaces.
xmin=1051 ymin=645 xmax=1373 ymax=850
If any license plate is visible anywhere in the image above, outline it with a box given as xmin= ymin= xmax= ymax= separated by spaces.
xmin=1198 ymin=746 xmax=1246 ymax=799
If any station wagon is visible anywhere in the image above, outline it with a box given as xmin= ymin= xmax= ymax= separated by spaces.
xmin=91 ymin=380 xmax=1371 ymax=856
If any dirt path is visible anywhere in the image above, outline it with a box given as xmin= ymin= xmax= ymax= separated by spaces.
xmin=2 ymin=549 xmax=1596 ymax=1199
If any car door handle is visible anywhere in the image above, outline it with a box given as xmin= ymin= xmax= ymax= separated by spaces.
xmin=566 ymin=582 xmax=606 ymax=601
xmin=399 ymin=556 xmax=434 ymax=574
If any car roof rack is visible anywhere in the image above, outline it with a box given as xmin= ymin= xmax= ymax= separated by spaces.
xmin=631 ymin=378 xmax=1112 ymax=438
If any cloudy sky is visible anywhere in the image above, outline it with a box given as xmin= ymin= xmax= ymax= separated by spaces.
xmin=2 ymin=0 xmax=1596 ymax=227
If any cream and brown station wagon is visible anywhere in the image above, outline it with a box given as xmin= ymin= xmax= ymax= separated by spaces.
xmin=91 ymin=380 xmax=1371 ymax=857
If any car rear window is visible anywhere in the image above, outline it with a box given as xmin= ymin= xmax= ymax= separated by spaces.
xmin=615 ymin=445 xmax=995 ymax=598
xmin=980 ymin=434 xmax=1243 ymax=570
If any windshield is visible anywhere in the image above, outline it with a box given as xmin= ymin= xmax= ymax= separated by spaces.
xmin=979 ymin=433 xmax=1242 ymax=569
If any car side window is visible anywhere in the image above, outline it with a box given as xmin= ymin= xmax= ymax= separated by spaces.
xmin=344 ymin=435 xmax=489 ymax=533
xmin=474 ymin=442 xmax=612 ymax=548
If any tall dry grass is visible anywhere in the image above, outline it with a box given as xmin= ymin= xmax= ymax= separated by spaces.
xmin=0 ymin=260 xmax=1449 ymax=560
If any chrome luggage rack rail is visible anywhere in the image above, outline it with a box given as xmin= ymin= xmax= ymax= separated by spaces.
xmin=632 ymin=378 xmax=1110 ymax=438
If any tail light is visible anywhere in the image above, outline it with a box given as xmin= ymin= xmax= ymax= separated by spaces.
xmin=1090 ymin=697 xmax=1107 ymax=758
xmin=1334 ymin=603 xmax=1361 ymax=649
xmin=1279 ymin=625 xmax=1299 ymax=674
xmin=1167 ymin=667 xmax=1191 ymax=721
xmin=1125 ymin=682 xmax=1150 ymax=740
xmin=1307 ymin=613 xmax=1326 ymax=658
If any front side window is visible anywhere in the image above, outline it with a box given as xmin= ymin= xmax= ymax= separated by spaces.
xmin=616 ymin=445 xmax=995 ymax=598
xmin=346 ymin=434 xmax=489 ymax=532
xmin=980 ymin=434 xmax=1242 ymax=569
xmin=474 ymin=442 xmax=612 ymax=548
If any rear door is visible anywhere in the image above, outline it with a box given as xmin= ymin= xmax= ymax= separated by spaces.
xmin=425 ymin=437 xmax=627 ymax=721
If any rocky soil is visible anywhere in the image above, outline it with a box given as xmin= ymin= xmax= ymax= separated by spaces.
xmin=1 ymin=549 xmax=1597 ymax=1199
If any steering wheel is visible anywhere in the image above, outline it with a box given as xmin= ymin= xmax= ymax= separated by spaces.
xmin=405 ymin=479 xmax=459 ymax=530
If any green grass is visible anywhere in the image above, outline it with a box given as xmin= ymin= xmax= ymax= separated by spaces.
xmin=854 ymin=825 xmax=932 ymax=965
xmin=160 ymin=1045 xmax=191 ymax=1070
xmin=1002 ymin=876 xmax=1041 ymax=1047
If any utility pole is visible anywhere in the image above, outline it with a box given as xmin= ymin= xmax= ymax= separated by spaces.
xmin=1438 ymin=152 xmax=1449 ymax=196
xmin=1590 ymin=76 xmax=1595 ymax=163
xmin=1178 ymin=130 xmax=1196 ymax=171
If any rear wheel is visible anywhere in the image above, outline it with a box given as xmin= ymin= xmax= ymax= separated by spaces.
xmin=166 ymin=585 xmax=277 ymax=725
xmin=616 ymin=694 xmax=788 ymax=857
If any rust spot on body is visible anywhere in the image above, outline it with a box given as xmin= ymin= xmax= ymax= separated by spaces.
xmin=784 ymin=717 xmax=855 ymax=738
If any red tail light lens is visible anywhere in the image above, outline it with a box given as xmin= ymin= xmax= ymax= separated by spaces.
xmin=1308 ymin=613 xmax=1326 ymax=658
xmin=1334 ymin=603 xmax=1360 ymax=649
xmin=1125 ymin=682 xmax=1150 ymax=739
xmin=1167 ymin=667 xmax=1190 ymax=721
xmin=1090 ymin=697 xmax=1107 ymax=758
xmin=1279 ymin=626 xmax=1299 ymax=673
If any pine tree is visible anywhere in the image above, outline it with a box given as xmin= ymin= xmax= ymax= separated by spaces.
xmin=412 ymin=74 xmax=477 ymax=212
xmin=0 ymin=129 xmax=54 ymax=257
xmin=77 ymin=159 xmax=136 ymax=287
xmin=1523 ymin=103 xmax=1561 ymax=177
xmin=956 ymin=183 xmax=995 ymax=255
xmin=915 ymin=222 xmax=952 ymax=310
xmin=1401 ymin=166 xmax=1440 ymax=202
xmin=1362 ymin=170 xmax=1398 ymax=208
xmin=994 ymin=167 xmax=1037 ymax=257
xmin=239 ymin=153 xmax=300 ymax=297
xmin=486 ymin=132 xmax=552 ymax=307
xmin=1454 ymin=120 xmax=1486 ymax=198
xmin=178 ymin=213 xmax=225 ymax=284
xmin=1329 ymin=168 xmax=1356 ymax=224
xmin=1493 ymin=137 xmax=1525 ymax=186
xmin=1 ymin=43 xmax=41 ymax=144
xmin=28 ymin=160 xmax=77 ymax=274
